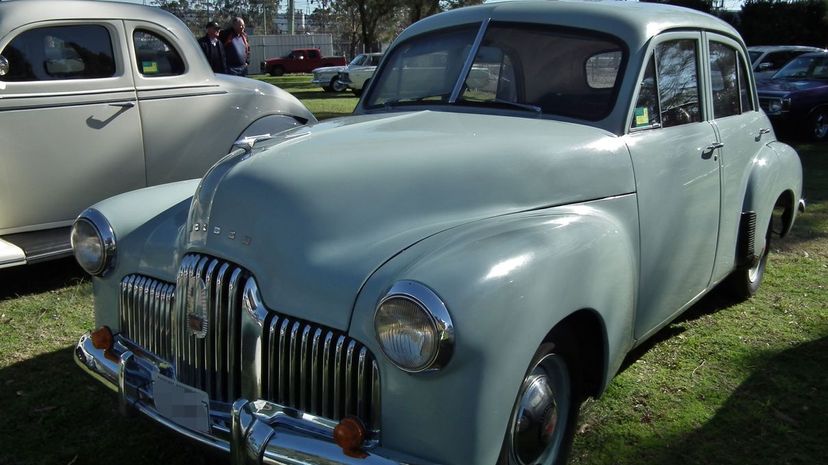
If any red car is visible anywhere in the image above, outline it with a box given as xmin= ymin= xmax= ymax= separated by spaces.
xmin=260 ymin=48 xmax=346 ymax=76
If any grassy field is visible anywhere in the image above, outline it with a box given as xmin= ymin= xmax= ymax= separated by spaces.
xmin=0 ymin=77 xmax=825 ymax=465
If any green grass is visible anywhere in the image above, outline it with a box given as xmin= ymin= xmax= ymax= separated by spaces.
xmin=257 ymin=74 xmax=359 ymax=120
xmin=0 ymin=87 xmax=825 ymax=464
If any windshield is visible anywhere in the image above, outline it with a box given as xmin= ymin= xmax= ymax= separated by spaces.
xmin=364 ymin=22 xmax=625 ymax=121
xmin=748 ymin=51 xmax=762 ymax=64
xmin=349 ymin=54 xmax=367 ymax=66
xmin=772 ymin=54 xmax=828 ymax=79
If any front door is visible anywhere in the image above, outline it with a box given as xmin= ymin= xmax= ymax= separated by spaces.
xmin=0 ymin=21 xmax=145 ymax=234
xmin=624 ymin=33 xmax=722 ymax=338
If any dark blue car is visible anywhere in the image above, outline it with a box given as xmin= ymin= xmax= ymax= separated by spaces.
xmin=757 ymin=52 xmax=828 ymax=141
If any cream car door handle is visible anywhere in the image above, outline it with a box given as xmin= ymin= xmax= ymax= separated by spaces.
xmin=109 ymin=101 xmax=135 ymax=109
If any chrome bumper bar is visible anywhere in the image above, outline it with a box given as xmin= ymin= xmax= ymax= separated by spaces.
xmin=74 ymin=332 xmax=413 ymax=465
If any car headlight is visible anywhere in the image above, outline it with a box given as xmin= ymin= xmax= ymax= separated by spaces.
xmin=71 ymin=208 xmax=116 ymax=276
xmin=766 ymin=97 xmax=791 ymax=115
xmin=374 ymin=280 xmax=454 ymax=373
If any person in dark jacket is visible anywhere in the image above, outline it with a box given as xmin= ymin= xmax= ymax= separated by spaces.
xmin=197 ymin=21 xmax=227 ymax=74
xmin=223 ymin=17 xmax=250 ymax=76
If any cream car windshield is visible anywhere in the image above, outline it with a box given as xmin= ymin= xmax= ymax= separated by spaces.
xmin=365 ymin=22 xmax=625 ymax=121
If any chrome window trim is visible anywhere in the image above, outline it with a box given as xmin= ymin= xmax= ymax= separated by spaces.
xmin=449 ymin=18 xmax=491 ymax=104
xmin=375 ymin=280 xmax=455 ymax=373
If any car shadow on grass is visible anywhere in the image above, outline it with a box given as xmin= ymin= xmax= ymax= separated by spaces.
xmin=586 ymin=336 xmax=828 ymax=465
xmin=0 ymin=346 xmax=225 ymax=465
xmin=0 ymin=258 xmax=87 ymax=301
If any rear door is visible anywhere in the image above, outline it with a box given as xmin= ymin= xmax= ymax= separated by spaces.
xmin=0 ymin=20 xmax=144 ymax=234
xmin=624 ymin=32 xmax=722 ymax=338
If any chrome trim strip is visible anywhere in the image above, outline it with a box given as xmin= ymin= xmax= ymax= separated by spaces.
xmin=449 ymin=18 xmax=491 ymax=103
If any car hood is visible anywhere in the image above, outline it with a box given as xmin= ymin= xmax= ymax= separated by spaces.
xmin=313 ymin=65 xmax=345 ymax=74
xmin=758 ymin=78 xmax=828 ymax=94
xmin=184 ymin=111 xmax=635 ymax=330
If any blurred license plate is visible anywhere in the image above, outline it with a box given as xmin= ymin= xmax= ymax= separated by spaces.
xmin=152 ymin=371 xmax=210 ymax=433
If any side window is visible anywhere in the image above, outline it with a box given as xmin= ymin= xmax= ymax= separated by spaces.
xmin=0 ymin=25 xmax=115 ymax=82
xmin=656 ymin=39 xmax=701 ymax=128
xmin=133 ymin=30 xmax=184 ymax=77
xmin=737 ymin=53 xmax=754 ymax=112
xmin=308 ymin=50 xmax=319 ymax=59
xmin=709 ymin=42 xmax=739 ymax=118
xmin=631 ymin=56 xmax=660 ymax=129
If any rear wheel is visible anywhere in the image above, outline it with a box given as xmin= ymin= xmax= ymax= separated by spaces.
xmin=808 ymin=108 xmax=828 ymax=141
xmin=727 ymin=220 xmax=772 ymax=299
xmin=269 ymin=66 xmax=284 ymax=77
xmin=498 ymin=343 xmax=580 ymax=465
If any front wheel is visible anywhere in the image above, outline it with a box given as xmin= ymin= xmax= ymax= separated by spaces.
xmin=331 ymin=77 xmax=347 ymax=92
xmin=808 ymin=108 xmax=828 ymax=141
xmin=498 ymin=344 xmax=580 ymax=465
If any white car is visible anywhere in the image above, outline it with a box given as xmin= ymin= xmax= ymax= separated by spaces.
xmin=337 ymin=52 xmax=383 ymax=95
xmin=0 ymin=0 xmax=314 ymax=269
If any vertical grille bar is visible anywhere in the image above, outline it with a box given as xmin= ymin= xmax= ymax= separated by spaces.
xmin=213 ymin=263 xmax=229 ymax=401
xmin=300 ymin=324 xmax=311 ymax=411
xmin=204 ymin=259 xmax=218 ymax=399
xmin=333 ymin=335 xmax=345 ymax=419
xmin=357 ymin=347 xmax=367 ymax=421
xmin=371 ymin=360 xmax=381 ymax=431
xmin=226 ymin=267 xmax=243 ymax=401
xmin=321 ymin=331 xmax=333 ymax=418
xmin=266 ymin=316 xmax=280 ymax=400
xmin=278 ymin=319 xmax=290 ymax=404
xmin=345 ymin=340 xmax=356 ymax=416
xmin=310 ymin=328 xmax=322 ymax=415
xmin=288 ymin=321 xmax=301 ymax=405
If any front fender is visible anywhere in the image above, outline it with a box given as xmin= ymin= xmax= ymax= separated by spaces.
xmin=86 ymin=179 xmax=198 ymax=329
xmin=348 ymin=194 xmax=639 ymax=465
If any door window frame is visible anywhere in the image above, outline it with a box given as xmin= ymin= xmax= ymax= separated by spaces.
xmin=703 ymin=32 xmax=757 ymax=119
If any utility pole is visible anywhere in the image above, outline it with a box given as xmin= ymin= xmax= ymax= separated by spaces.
xmin=288 ymin=0 xmax=295 ymax=34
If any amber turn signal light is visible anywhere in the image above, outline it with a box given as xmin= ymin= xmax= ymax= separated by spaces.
xmin=90 ymin=326 xmax=114 ymax=351
xmin=333 ymin=416 xmax=367 ymax=458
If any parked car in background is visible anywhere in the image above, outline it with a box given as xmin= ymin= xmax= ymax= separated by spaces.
xmin=260 ymin=47 xmax=346 ymax=76
xmin=311 ymin=53 xmax=382 ymax=92
xmin=758 ymin=51 xmax=828 ymax=141
xmin=337 ymin=52 xmax=382 ymax=95
xmin=0 ymin=0 xmax=315 ymax=269
xmin=73 ymin=2 xmax=803 ymax=465
xmin=748 ymin=45 xmax=824 ymax=80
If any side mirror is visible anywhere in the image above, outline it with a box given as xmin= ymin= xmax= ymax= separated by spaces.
xmin=0 ymin=55 xmax=8 ymax=76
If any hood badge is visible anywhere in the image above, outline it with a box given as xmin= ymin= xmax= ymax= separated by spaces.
xmin=186 ymin=277 xmax=209 ymax=339
xmin=192 ymin=223 xmax=252 ymax=246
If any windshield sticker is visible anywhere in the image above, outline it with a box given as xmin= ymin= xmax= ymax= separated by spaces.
xmin=142 ymin=61 xmax=158 ymax=74
xmin=634 ymin=107 xmax=649 ymax=127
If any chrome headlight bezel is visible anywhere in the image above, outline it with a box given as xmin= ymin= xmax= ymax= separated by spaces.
xmin=70 ymin=208 xmax=116 ymax=276
xmin=374 ymin=280 xmax=454 ymax=373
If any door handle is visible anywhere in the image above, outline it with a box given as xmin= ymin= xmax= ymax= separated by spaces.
xmin=702 ymin=142 xmax=723 ymax=160
xmin=109 ymin=101 xmax=135 ymax=109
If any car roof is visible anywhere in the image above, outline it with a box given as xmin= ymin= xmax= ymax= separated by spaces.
xmin=0 ymin=0 xmax=185 ymax=40
xmin=798 ymin=51 xmax=828 ymax=58
xmin=748 ymin=45 xmax=825 ymax=53
xmin=397 ymin=0 xmax=740 ymax=49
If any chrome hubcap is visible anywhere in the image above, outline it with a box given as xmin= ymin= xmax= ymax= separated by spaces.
xmin=510 ymin=354 xmax=569 ymax=465
xmin=815 ymin=113 xmax=828 ymax=139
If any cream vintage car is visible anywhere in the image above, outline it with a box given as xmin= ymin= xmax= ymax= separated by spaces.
xmin=73 ymin=2 xmax=803 ymax=465
xmin=0 ymin=0 xmax=314 ymax=269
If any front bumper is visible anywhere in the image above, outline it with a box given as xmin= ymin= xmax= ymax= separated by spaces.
xmin=74 ymin=332 xmax=412 ymax=465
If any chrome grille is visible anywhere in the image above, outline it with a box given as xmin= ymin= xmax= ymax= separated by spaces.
xmin=262 ymin=313 xmax=381 ymax=432
xmin=116 ymin=252 xmax=382 ymax=432
xmin=173 ymin=254 xmax=247 ymax=403
xmin=119 ymin=275 xmax=175 ymax=362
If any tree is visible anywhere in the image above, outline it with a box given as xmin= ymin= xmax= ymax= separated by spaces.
xmin=640 ymin=0 xmax=714 ymax=13
xmin=738 ymin=0 xmax=827 ymax=47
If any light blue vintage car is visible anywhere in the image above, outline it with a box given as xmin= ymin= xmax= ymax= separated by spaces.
xmin=72 ymin=2 xmax=804 ymax=464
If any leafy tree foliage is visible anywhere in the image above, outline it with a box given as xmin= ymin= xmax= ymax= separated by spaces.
xmin=737 ymin=0 xmax=828 ymax=47
xmin=640 ymin=0 xmax=714 ymax=13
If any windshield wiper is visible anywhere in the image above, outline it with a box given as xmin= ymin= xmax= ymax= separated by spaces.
xmin=383 ymin=93 xmax=452 ymax=110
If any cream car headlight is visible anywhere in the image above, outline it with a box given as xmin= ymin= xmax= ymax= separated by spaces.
xmin=374 ymin=280 xmax=454 ymax=373
xmin=71 ymin=208 xmax=116 ymax=276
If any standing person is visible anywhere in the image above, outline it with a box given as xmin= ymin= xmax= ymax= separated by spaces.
xmin=224 ymin=17 xmax=250 ymax=77
xmin=198 ymin=21 xmax=227 ymax=74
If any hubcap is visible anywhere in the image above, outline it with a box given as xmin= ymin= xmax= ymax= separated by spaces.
xmin=815 ymin=113 xmax=828 ymax=139
xmin=510 ymin=354 xmax=570 ymax=465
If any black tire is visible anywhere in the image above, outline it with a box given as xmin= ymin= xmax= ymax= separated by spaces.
xmin=727 ymin=220 xmax=772 ymax=300
xmin=808 ymin=108 xmax=828 ymax=141
xmin=331 ymin=77 xmax=347 ymax=92
xmin=322 ymin=85 xmax=333 ymax=92
xmin=497 ymin=342 xmax=581 ymax=465
xmin=269 ymin=66 xmax=284 ymax=77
